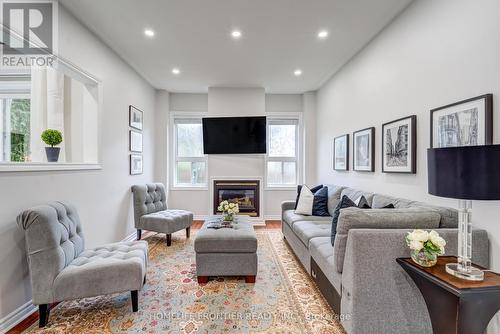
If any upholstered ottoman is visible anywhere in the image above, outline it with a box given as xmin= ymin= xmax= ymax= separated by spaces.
xmin=194 ymin=219 xmax=258 ymax=283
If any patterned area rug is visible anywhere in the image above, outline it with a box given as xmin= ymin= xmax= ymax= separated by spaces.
xmin=24 ymin=231 xmax=345 ymax=334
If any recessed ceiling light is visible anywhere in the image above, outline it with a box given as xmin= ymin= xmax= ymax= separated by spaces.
xmin=294 ymin=69 xmax=302 ymax=76
xmin=172 ymin=68 xmax=180 ymax=75
xmin=231 ymin=30 xmax=242 ymax=39
xmin=144 ymin=29 xmax=155 ymax=37
xmin=317 ymin=30 xmax=329 ymax=39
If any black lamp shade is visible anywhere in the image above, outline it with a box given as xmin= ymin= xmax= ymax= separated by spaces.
xmin=427 ymin=145 xmax=500 ymax=200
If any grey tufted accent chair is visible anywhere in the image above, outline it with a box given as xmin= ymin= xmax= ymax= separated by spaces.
xmin=17 ymin=202 xmax=148 ymax=328
xmin=132 ymin=183 xmax=193 ymax=246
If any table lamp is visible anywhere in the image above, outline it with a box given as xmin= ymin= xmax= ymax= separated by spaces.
xmin=428 ymin=145 xmax=500 ymax=281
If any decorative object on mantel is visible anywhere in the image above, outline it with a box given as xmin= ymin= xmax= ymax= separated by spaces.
xmin=430 ymin=94 xmax=492 ymax=148
xmin=333 ymin=134 xmax=349 ymax=171
xmin=353 ymin=127 xmax=375 ymax=172
xmin=129 ymin=105 xmax=143 ymax=130
xmin=130 ymin=154 xmax=143 ymax=175
xmin=406 ymin=229 xmax=446 ymax=267
xmin=41 ymin=129 xmax=63 ymax=162
xmin=129 ymin=130 xmax=143 ymax=152
xmin=397 ymin=256 xmax=500 ymax=334
xmin=382 ymin=115 xmax=416 ymax=173
xmin=217 ymin=200 xmax=239 ymax=222
xmin=428 ymin=145 xmax=500 ymax=281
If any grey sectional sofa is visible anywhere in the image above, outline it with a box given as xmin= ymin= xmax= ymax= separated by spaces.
xmin=281 ymin=185 xmax=489 ymax=334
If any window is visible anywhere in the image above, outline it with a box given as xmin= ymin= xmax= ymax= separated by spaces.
xmin=174 ymin=118 xmax=207 ymax=187
xmin=266 ymin=118 xmax=299 ymax=187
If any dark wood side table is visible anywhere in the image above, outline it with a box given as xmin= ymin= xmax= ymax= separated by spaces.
xmin=397 ymin=256 xmax=500 ymax=334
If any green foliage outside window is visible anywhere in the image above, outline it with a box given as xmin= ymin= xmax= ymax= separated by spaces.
xmin=9 ymin=99 xmax=31 ymax=162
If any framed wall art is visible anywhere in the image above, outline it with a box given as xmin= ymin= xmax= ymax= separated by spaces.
xmin=353 ymin=127 xmax=375 ymax=172
xmin=130 ymin=154 xmax=143 ymax=175
xmin=430 ymin=94 xmax=492 ymax=148
xmin=382 ymin=115 xmax=416 ymax=173
xmin=129 ymin=105 xmax=143 ymax=130
xmin=333 ymin=134 xmax=349 ymax=171
xmin=129 ymin=130 xmax=143 ymax=152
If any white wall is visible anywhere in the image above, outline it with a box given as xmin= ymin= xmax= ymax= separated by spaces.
xmin=0 ymin=5 xmax=156 ymax=324
xmin=316 ymin=0 xmax=500 ymax=331
xmin=167 ymin=89 xmax=310 ymax=219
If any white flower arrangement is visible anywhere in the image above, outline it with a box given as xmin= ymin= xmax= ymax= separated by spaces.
xmin=217 ymin=200 xmax=239 ymax=217
xmin=406 ymin=229 xmax=446 ymax=258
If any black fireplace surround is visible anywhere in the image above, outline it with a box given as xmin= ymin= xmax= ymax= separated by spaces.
xmin=213 ymin=180 xmax=260 ymax=217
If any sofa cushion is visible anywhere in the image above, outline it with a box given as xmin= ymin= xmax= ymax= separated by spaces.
xmin=341 ymin=188 xmax=374 ymax=207
xmin=292 ymin=221 xmax=332 ymax=248
xmin=53 ymin=241 xmax=148 ymax=301
xmin=282 ymin=210 xmax=332 ymax=228
xmin=371 ymin=194 xmax=458 ymax=228
xmin=309 ymin=237 xmax=342 ymax=292
xmin=326 ymin=185 xmax=344 ymax=216
xmin=140 ymin=209 xmax=193 ymax=234
xmin=333 ymin=207 xmax=441 ymax=273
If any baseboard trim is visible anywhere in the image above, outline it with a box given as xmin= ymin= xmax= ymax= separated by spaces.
xmin=0 ymin=300 xmax=37 ymax=333
xmin=121 ymin=231 xmax=138 ymax=242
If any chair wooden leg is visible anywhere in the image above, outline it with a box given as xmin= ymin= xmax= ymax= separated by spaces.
xmin=197 ymin=276 xmax=209 ymax=284
xmin=39 ymin=304 xmax=49 ymax=328
xmin=137 ymin=229 xmax=142 ymax=240
xmin=245 ymin=275 xmax=256 ymax=283
xmin=131 ymin=290 xmax=138 ymax=312
xmin=166 ymin=234 xmax=172 ymax=246
xmin=143 ymin=275 xmax=146 ymax=285
xmin=186 ymin=227 xmax=191 ymax=238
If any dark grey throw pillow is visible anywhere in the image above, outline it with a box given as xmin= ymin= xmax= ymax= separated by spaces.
xmin=312 ymin=186 xmax=329 ymax=216
xmin=331 ymin=195 xmax=357 ymax=246
xmin=295 ymin=184 xmax=323 ymax=209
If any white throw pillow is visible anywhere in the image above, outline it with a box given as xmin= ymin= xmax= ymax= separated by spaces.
xmin=295 ymin=185 xmax=314 ymax=215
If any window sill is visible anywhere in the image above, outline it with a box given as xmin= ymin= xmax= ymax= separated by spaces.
xmin=170 ymin=185 xmax=208 ymax=191
xmin=0 ymin=163 xmax=102 ymax=172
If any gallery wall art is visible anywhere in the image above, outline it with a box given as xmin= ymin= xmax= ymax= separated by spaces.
xmin=333 ymin=134 xmax=349 ymax=171
xmin=430 ymin=94 xmax=492 ymax=148
xmin=353 ymin=127 xmax=375 ymax=172
xmin=129 ymin=105 xmax=144 ymax=175
xmin=382 ymin=115 xmax=416 ymax=173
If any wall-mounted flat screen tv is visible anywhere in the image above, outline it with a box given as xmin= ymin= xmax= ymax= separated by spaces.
xmin=202 ymin=116 xmax=266 ymax=154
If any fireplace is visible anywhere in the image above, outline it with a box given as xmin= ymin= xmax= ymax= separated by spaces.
xmin=213 ymin=180 xmax=260 ymax=217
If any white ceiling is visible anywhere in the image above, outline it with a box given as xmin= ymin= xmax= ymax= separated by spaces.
xmin=60 ymin=0 xmax=412 ymax=93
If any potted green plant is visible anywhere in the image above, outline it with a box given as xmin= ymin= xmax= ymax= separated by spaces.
xmin=41 ymin=129 xmax=63 ymax=162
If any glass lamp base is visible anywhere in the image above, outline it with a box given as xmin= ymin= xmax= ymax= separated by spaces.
xmin=445 ymin=263 xmax=484 ymax=281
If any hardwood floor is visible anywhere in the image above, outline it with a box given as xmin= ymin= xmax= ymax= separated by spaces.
xmin=7 ymin=220 xmax=282 ymax=334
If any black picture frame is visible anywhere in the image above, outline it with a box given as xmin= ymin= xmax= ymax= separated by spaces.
xmin=129 ymin=130 xmax=143 ymax=152
xmin=129 ymin=105 xmax=143 ymax=130
xmin=333 ymin=134 xmax=349 ymax=171
xmin=130 ymin=154 xmax=143 ymax=175
xmin=353 ymin=127 xmax=375 ymax=172
xmin=430 ymin=94 xmax=493 ymax=148
xmin=382 ymin=115 xmax=417 ymax=174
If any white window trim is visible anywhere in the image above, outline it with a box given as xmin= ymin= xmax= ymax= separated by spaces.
xmin=265 ymin=112 xmax=302 ymax=190
xmin=170 ymin=112 xmax=208 ymax=190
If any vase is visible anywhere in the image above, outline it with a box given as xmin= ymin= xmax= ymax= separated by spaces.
xmin=45 ymin=147 xmax=60 ymax=162
xmin=411 ymin=249 xmax=437 ymax=267
xmin=223 ymin=213 xmax=234 ymax=222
